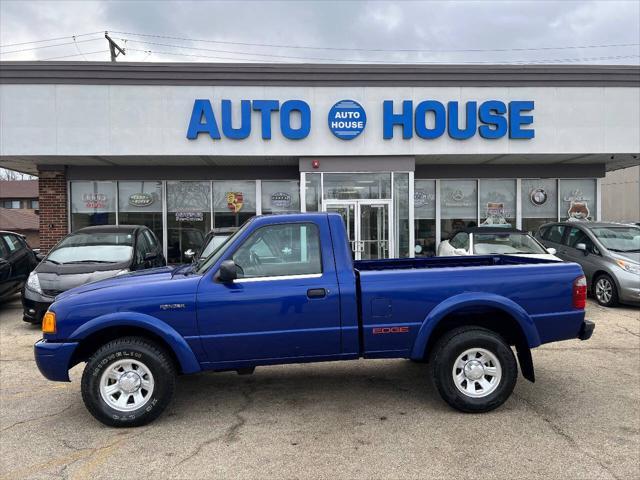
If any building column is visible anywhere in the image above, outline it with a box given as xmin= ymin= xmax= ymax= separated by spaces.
xmin=37 ymin=167 xmax=68 ymax=252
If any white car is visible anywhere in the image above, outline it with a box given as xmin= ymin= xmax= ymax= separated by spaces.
xmin=437 ymin=227 xmax=560 ymax=261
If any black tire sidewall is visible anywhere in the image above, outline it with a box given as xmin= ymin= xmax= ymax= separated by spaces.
xmin=594 ymin=274 xmax=618 ymax=307
xmin=432 ymin=329 xmax=517 ymax=413
xmin=81 ymin=338 xmax=175 ymax=427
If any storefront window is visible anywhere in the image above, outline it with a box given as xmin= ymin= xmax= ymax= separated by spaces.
xmin=414 ymin=180 xmax=436 ymax=256
xmin=323 ymin=173 xmax=391 ymax=200
xmin=479 ymin=179 xmax=516 ymax=227
xmin=261 ymin=180 xmax=300 ymax=214
xmin=440 ymin=180 xmax=477 ymax=241
xmin=305 ymin=173 xmax=321 ymax=212
xmin=167 ymin=181 xmax=211 ymax=264
xmin=212 ymin=180 xmax=256 ymax=229
xmin=70 ymin=181 xmax=116 ymax=231
xmin=118 ymin=181 xmax=163 ymax=244
xmin=393 ymin=173 xmax=410 ymax=257
xmin=559 ymin=179 xmax=596 ymax=221
xmin=521 ymin=179 xmax=558 ymax=234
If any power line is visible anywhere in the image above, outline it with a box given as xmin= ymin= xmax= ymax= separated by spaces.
xmin=128 ymin=47 xmax=639 ymax=65
xmin=0 ymin=37 xmax=103 ymax=55
xmin=123 ymin=39 xmax=640 ymax=64
xmin=40 ymin=50 xmax=109 ymax=61
xmin=0 ymin=31 xmax=103 ymax=48
xmin=112 ymin=30 xmax=640 ymax=54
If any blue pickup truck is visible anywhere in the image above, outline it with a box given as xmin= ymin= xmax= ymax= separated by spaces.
xmin=35 ymin=213 xmax=594 ymax=427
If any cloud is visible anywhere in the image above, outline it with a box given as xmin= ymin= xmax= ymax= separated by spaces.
xmin=1 ymin=0 xmax=638 ymax=64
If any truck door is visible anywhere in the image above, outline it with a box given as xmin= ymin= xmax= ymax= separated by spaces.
xmin=196 ymin=220 xmax=342 ymax=364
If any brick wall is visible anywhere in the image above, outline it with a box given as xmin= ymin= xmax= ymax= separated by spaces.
xmin=38 ymin=168 xmax=67 ymax=252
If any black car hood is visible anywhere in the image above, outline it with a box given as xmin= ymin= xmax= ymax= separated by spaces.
xmin=34 ymin=261 xmax=130 ymax=296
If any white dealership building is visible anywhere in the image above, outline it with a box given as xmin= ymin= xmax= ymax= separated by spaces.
xmin=0 ymin=62 xmax=638 ymax=261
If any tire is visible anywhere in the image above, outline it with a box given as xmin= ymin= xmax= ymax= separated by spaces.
xmin=81 ymin=336 xmax=176 ymax=427
xmin=594 ymin=274 xmax=619 ymax=307
xmin=430 ymin=327 xmax=517 ymax=413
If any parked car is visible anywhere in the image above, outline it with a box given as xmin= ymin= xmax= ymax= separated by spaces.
xmin=438 ymin=227 xmax=560 ymax=261
xmin=535 ymin=222 xmax=640 ymax=307
xmin=34 ymin=213 xmax=593 ymax=427
xmin=167 ymin=227 xmax=205 ymax=264
xmin=0 ymin=231 xmax=40 ymax=303
xmin=185 ymin=227 xmax=239 ymax=263
xmin=22 ymin=225 xmax=165 ymax=323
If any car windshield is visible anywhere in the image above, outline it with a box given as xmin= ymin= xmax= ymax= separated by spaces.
xmin=200 ymin=234 xmax=231 ymax=259
xmin=195 ymin=221 xmax=253 ymax=273
xmin=473 ymin=232 xmax=547 ymax=255
xmin=47 ymin=231 xmax=134 ymax=264
xmin=590 ymin=226 xmax=640 ymax=252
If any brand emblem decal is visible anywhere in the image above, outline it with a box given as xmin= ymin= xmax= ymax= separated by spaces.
xmin=226 ymin=192 xmax=244 ymax=213
xmin=129 ymin=192 xmax=154 ymax=207
xmin=372 ymin=326 xmax=409 ymax=335
xmin=160 ymin=304 xmax=186 ymax=310
xmin=530 ymin=188 xmax=548 ymax=206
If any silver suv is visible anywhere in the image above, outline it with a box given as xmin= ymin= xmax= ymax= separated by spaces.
xmin=535 ymin=222 xmax=640 ymax=307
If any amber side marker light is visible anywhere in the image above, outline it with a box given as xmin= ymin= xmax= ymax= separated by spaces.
xmin=42 ymin=311 xmax=56 ymax=334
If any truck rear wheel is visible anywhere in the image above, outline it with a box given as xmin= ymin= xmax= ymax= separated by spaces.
xmin=81 ymin=336 xmax=176 ymax=427
xmin=430 ymin=327 xmax=517 ymax=413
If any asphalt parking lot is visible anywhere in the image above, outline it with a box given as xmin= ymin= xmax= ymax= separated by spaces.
xmin=1 ymin=295 xmax=638 ymax=480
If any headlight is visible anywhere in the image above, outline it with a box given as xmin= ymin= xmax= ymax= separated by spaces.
xmin=616 ymin=259 xmax=640 ymax=275
xmin=26 ymin=271 xmax=43 ymax=294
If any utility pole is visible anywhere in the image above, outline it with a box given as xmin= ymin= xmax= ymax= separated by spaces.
xmin=105 ymin=32 xmax=125 ymax=62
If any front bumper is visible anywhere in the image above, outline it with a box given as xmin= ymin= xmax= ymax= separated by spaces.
xmin=579 ymin=320 xmax=595 ymax=341
xmin=34 ymin=339 xmax=78 ymax=382
xmin=22 ymin=288 xmax=54 ymax=324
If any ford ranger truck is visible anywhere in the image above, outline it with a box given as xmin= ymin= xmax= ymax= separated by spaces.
xmin=34 ymin=213 xmax=594 ymax=427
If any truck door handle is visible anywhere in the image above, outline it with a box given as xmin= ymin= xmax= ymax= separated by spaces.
xmin=307 ymin=288 xmax=326 ymax=298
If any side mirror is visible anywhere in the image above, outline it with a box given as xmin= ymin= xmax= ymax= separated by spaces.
xmin=218 ymin=259 xmax=238 ymax=283
xmin=546 ymin=247 xmax=557 ymax=255
xmin=575 ymin=243 xmax=588 ymax=255
xmin=184 ymin=249 xmax=195 ymax=261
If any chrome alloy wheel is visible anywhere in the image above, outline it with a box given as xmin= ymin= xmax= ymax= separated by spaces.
xmin=595 ymin=277 xmax=613 ymax=304
xmin=99 ymin=359 xmax=155 ymax=412
xmin=452 ymin=348 xmax=502 ymax=398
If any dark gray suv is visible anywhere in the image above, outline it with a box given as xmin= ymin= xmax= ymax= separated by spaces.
xmin=535 ymin=222 xmax=640 ymax=307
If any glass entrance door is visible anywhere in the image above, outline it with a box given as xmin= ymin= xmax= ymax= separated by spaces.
xmin=324 ymin=200 xmax=392 ymax=260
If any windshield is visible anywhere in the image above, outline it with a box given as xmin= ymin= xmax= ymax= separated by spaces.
xmin=47 ymin=232 xmax=134 ymax=264
xmin=590 ymin=226 xmax=640 ymax=252
xmin=195 ymin=220 xmax=253 ymax=273
xmin=473 ymin=232 xmax=547 ymax=255
xmin=200 ymin=234 xmax=232 ymax=259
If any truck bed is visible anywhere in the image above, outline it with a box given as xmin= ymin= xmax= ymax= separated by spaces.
xmin=355 ymin=254 xmax=557 ymax=272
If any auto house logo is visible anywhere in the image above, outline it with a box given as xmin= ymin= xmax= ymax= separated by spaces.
xmin=327 ymin=100 xmax=367 ymax=140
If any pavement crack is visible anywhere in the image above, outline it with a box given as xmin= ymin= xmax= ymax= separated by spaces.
xmin=1 ymin=404 xmax=74 ymax=432
xmin=175 ymin=383 xmax=256 ymax=466
xmin=514 ymin=393 xmax=622 ymax=480
xmin=616 ymin=324 xmax=640 ymax=338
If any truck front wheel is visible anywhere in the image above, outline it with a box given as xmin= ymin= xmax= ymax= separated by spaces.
xmin=430 ymin=327 xmax=517 ymax=413
xmin=81 ymin=337 xmax=176 ymax=427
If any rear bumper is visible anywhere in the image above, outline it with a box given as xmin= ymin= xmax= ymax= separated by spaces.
xmin=34 ymin=340 xmax=78 ymax=382
xmin=579 ymin=320 xmax=595 ymax=341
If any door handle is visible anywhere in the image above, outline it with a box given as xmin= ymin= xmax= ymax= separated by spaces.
xmin=307 ymin=288 xmax=327 ymax=299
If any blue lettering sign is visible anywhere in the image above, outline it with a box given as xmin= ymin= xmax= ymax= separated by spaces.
xmin=186 ymin=99 xmax=221 ymax=139
xmin=383 ymin=100 xmax=413 ymax=139
xmin=478 ymin=100 xmax=508 ymax=139
xmin=447 ymin=101 xmax=477 ymax=140
xmin=415 ymin=100 xmax=446 ymax=139
xmin=221 ymin=99 xmax=251 ymax=140
xmin=509 ymin=100 xmax=535 ymax=139
xmin=280 ymin=100 xmax=311 ymax=140
xmin=328 ymin=100 xmax=367 ymax=140
xmin=252 ymin=100 xmax=280 ymax=139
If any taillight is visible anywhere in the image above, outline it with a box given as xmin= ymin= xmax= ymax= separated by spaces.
xmin=573 ymin=275 xmax=587 ymax=309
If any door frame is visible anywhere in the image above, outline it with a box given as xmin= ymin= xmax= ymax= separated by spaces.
xmin=323 ymin=199 xmax=394 ymax=260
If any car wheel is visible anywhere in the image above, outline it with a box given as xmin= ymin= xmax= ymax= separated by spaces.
xmin=81 ymin=336 xmax=176 ymax=427
xmin=430 ymin=327 xmax=517 ymax=413
xmin=594 ymin=274 xmax=619 ymax=307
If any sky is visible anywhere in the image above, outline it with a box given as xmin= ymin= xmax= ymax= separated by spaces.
xmin=0 ymin=0 xmax=639 ymax=65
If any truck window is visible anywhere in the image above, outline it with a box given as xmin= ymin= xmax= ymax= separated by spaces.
xmin=543 ymin=225 xmax=565 ymax=244
xmin=232 ymin=223 xmax=322 ymax=279
xmin=450 ymin=232 xmax=469 ymax=250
